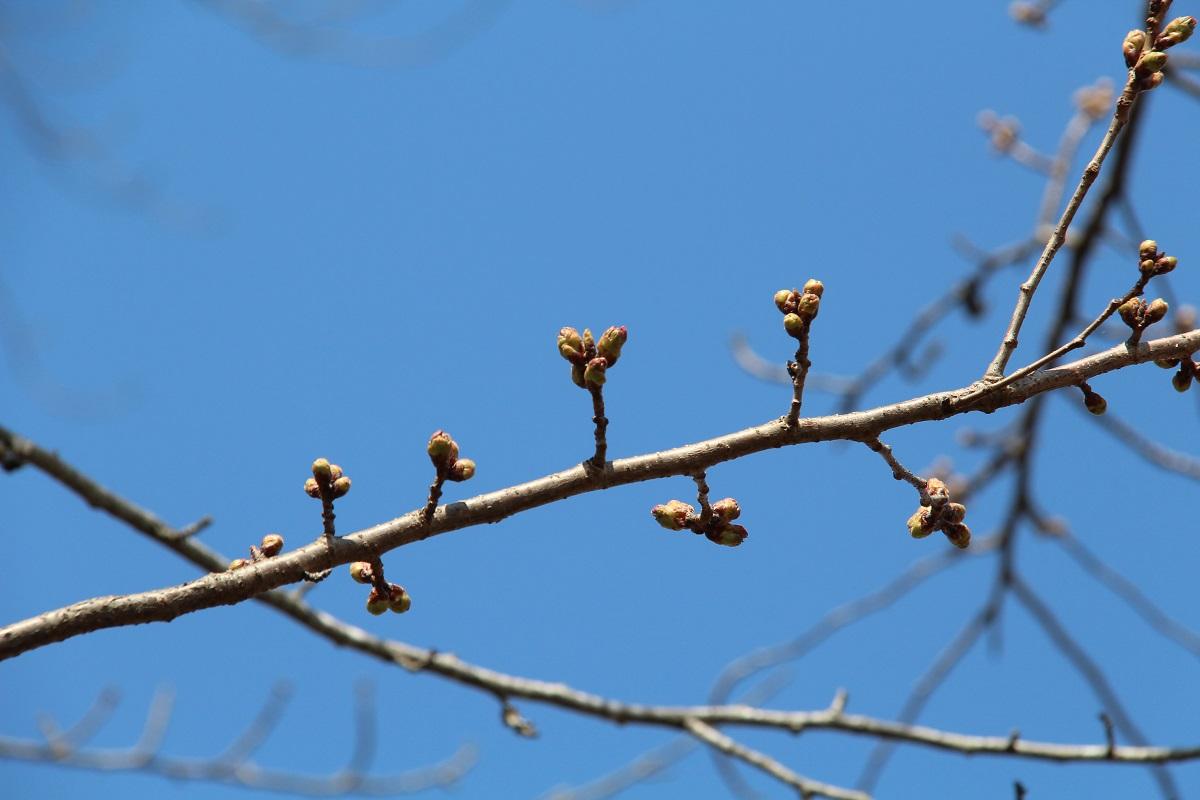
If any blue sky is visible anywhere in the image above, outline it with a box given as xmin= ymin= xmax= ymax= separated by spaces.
xmin=3 ymin=1 xmax=1200 ymax=798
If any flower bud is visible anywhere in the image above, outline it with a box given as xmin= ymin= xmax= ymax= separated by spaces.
xmin=448 ymin=458 xmax=476 ymax=482
xmin=1156 ymin=16 xmax=1196 ymax=48
xmin=259 ymin=533 xmax=284 ymax=557
xmin=228 ymin=558 xmax=249 ymax=571
xmin=1155 ymin=357 xmax=1181 ymax=369
xmin=651 ymin=500 xmax=694 ymax=531
xmin=1124 ymin=29 xmax=1148 ymax=67
xmin=907 ymin=508 xmax=934 ymax=538
xmin=711 ymin=498 xmax=741 ymax=522
xmin=583 ymin=357 xmax=607 ymax=387
xmin=774 ymin=289 xmax=794 ymax=313
xmin=304 ymin=477 xmax=321 ymax=498
xmin=1083 ymin=389 xmax=1107 ymax=415
xmin=570 ymin=362 xmax=586 ymax=388
xmin=783 ymin=313 xmax=806 ymax=339
xmin=1139 ymin=239 xmax=1159 ymax=260
xmin=924 ymin=478 xmax=950 ymax=506
xmin=349 ymin=561 xmax=373 ymax=584
xmin=796 ymin=292 xmax=820 ymax=321
xmin=558 ymin=327 xmax=584 ymax=363
xmin=582 ymin=328 xmax=595 ymax=358
xmin=331 ymin=476 xmax=352 ymax=498
xmin=329 ymin=464 xmax=344 ymax=482
xmin=1155 ymin=255 xmax=1178 ymax=275
xmin=1144 ymin=298 xmax=1169 ymax=325
xmin=1118 ymin=298 xmax=1145 ymax=329
xmin=597 ymin=326 xmax=627 ymax=367
xmin=366 ymin=589 xmax=389 ymax=616
xmin=427 ymin=430 xmax=459 ymax=468
xmin=388 ymin=583 xmax=412 ymax=614
xmin=1173 ymin=367 xmax=1193 ymax=393
xmin=942 ymin=503 xmax=967 ymax=524
xmin=802 ymin=279 xmax=824 ymax=298
xmin=708 ymin=523 xmax=748 ymax=547
xmin=942 ymin=523 xmax=972 ymax=549
xmin=312 ymin=458 xmax=332 ymax=483
xmin=1135 ymin=50 xmax=1168 ymax=77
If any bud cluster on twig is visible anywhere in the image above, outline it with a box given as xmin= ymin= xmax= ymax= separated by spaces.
xmin=905 ymin=478 xmax=971 ymax=549
xmin=304 ymin=458 xmax=351 ymax=537
xmin=557 ymin=325 xmax=627 ymax=467
xmin=1124 ymin=13 xmax=1195 ymax=91
xmin=557 ymin=325 xmax=627 ymax=390
xmin=775 ymin=280 xmax=823 ymax=425
xmin=423 ymin=430 xmax=475 ymax=524
xmin=227 ymin=533 xmax=286 ymax=571
xmin=349 ymin=561 xmax=411 ymax=616
xmin=651 ymin=497 xmax=748 ymax=547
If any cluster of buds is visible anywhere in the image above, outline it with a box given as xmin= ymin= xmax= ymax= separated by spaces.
xmin=366 ymin=582 xmax=412 ymax=615
xmin=774 ymin=279 xmax=823 ymax=339
xmin=427 ymin=430 xmax=475 ymax=482
xmin=557 ymin=325 xmax=627 ymax=389
xmin=905 ymin=478 xmax=971 ymax=549
xmin=304 ymin=458 xmax=351 ymax=500
xmin=1156 ymin=305 xmax=1200 ymax=392
xmin=977 ymin=110 xmax=1021 ymax=153
xmin=651 ymin=497 xmax=748 ymax=547
xmin=1117 ymin=296 xmax=1169 ymax=333
xmin=1124 ymin=13 xmax=1194 ymax=91
xmin=228 ymin=533 xmax=286 ymax=570
xmin=1138 ymin=239 xmax=1179 ymax=278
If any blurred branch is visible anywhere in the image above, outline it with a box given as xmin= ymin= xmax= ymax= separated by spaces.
xmin=0 ymin=682 xmax=477 ymax=796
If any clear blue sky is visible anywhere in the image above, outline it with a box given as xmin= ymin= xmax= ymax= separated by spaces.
xmin=3 ymin=1 xmax=1200 ymax=798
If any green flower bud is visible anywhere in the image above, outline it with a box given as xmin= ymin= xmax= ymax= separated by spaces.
xmin=582 ymin=328 xmax=595 ymax=358
xmin=942 ymin=523 xmax=972 ymax=549
xmin=783 ymin=313 xmax=806 ymax=339
xmin=259 ymin=533 xmax=284 ymax=557
xmin=1145 ymin=298 xmax=1169 ymax=326
xmin=388 ymin=583 xmax=412 ymax=613
xmin=711 ymin=498 xmax=741 ymax=522
xmin=304 ymin=477 xmax=321 ymax=498
xmin=329 ymin=464 xmax=344 ymax=482
xmin=1118 ymin=298 xmax=1145 ymax=328
xmin=1155 ymin=255 xmax=1178 ymax=275
xmin=558 ymin=327 xmax=584 ymax=363
xmin=796 ymin=292 xmax=820 ymax=321
xmin=331 ymin=476 xmax=352 ymax=498
xmin=583 ymin=357 xmax=608 ymax=387
xmin=427 ymin=430 xmax=459 ymax=468
xmin=570 ymin=362 xmax=587 ymax=388
xmin=1135 ymin=50 xmax=1168 ymax=77
xmin=907 ymin=508 xmax=934 ymax=538
xmin=651 ymin=500 xmax=694 ymax=531
xmin=802 ymin=279 xmax=824 ymax=298
xmin=1139 ymin=239 xmax=1159 ymax=260
xmin=228 ymin=558 xmax=250 ymax=571
xmin=1123 ymin=29 xmax=1148 ymax=67
xmin=1156 ymin=16 xmax=1197 ymax=48
xmin=366 ymin=589 xmax=389 ymax=616
xmin=596 ymin=325 xmax=628 ymax=367
xmin=1173 ymin=367 xmax=1193 ymax=393
xmin=312 ymin=458 xmax=332 ymax=483
xmin=943 ymin=503 xmax=967 ymax=524
xmin=447 ymin=458 xmax=476 ymax=482
xmin=1084 ymin=390 xmax=1107 ymax=415
xmin=708 ymin=523 xmax=748 ymax=547
xmin=349 ymin=562 xmax=373 ymax=584
xmin=774 ymin=289 xmax=795 ymax=313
